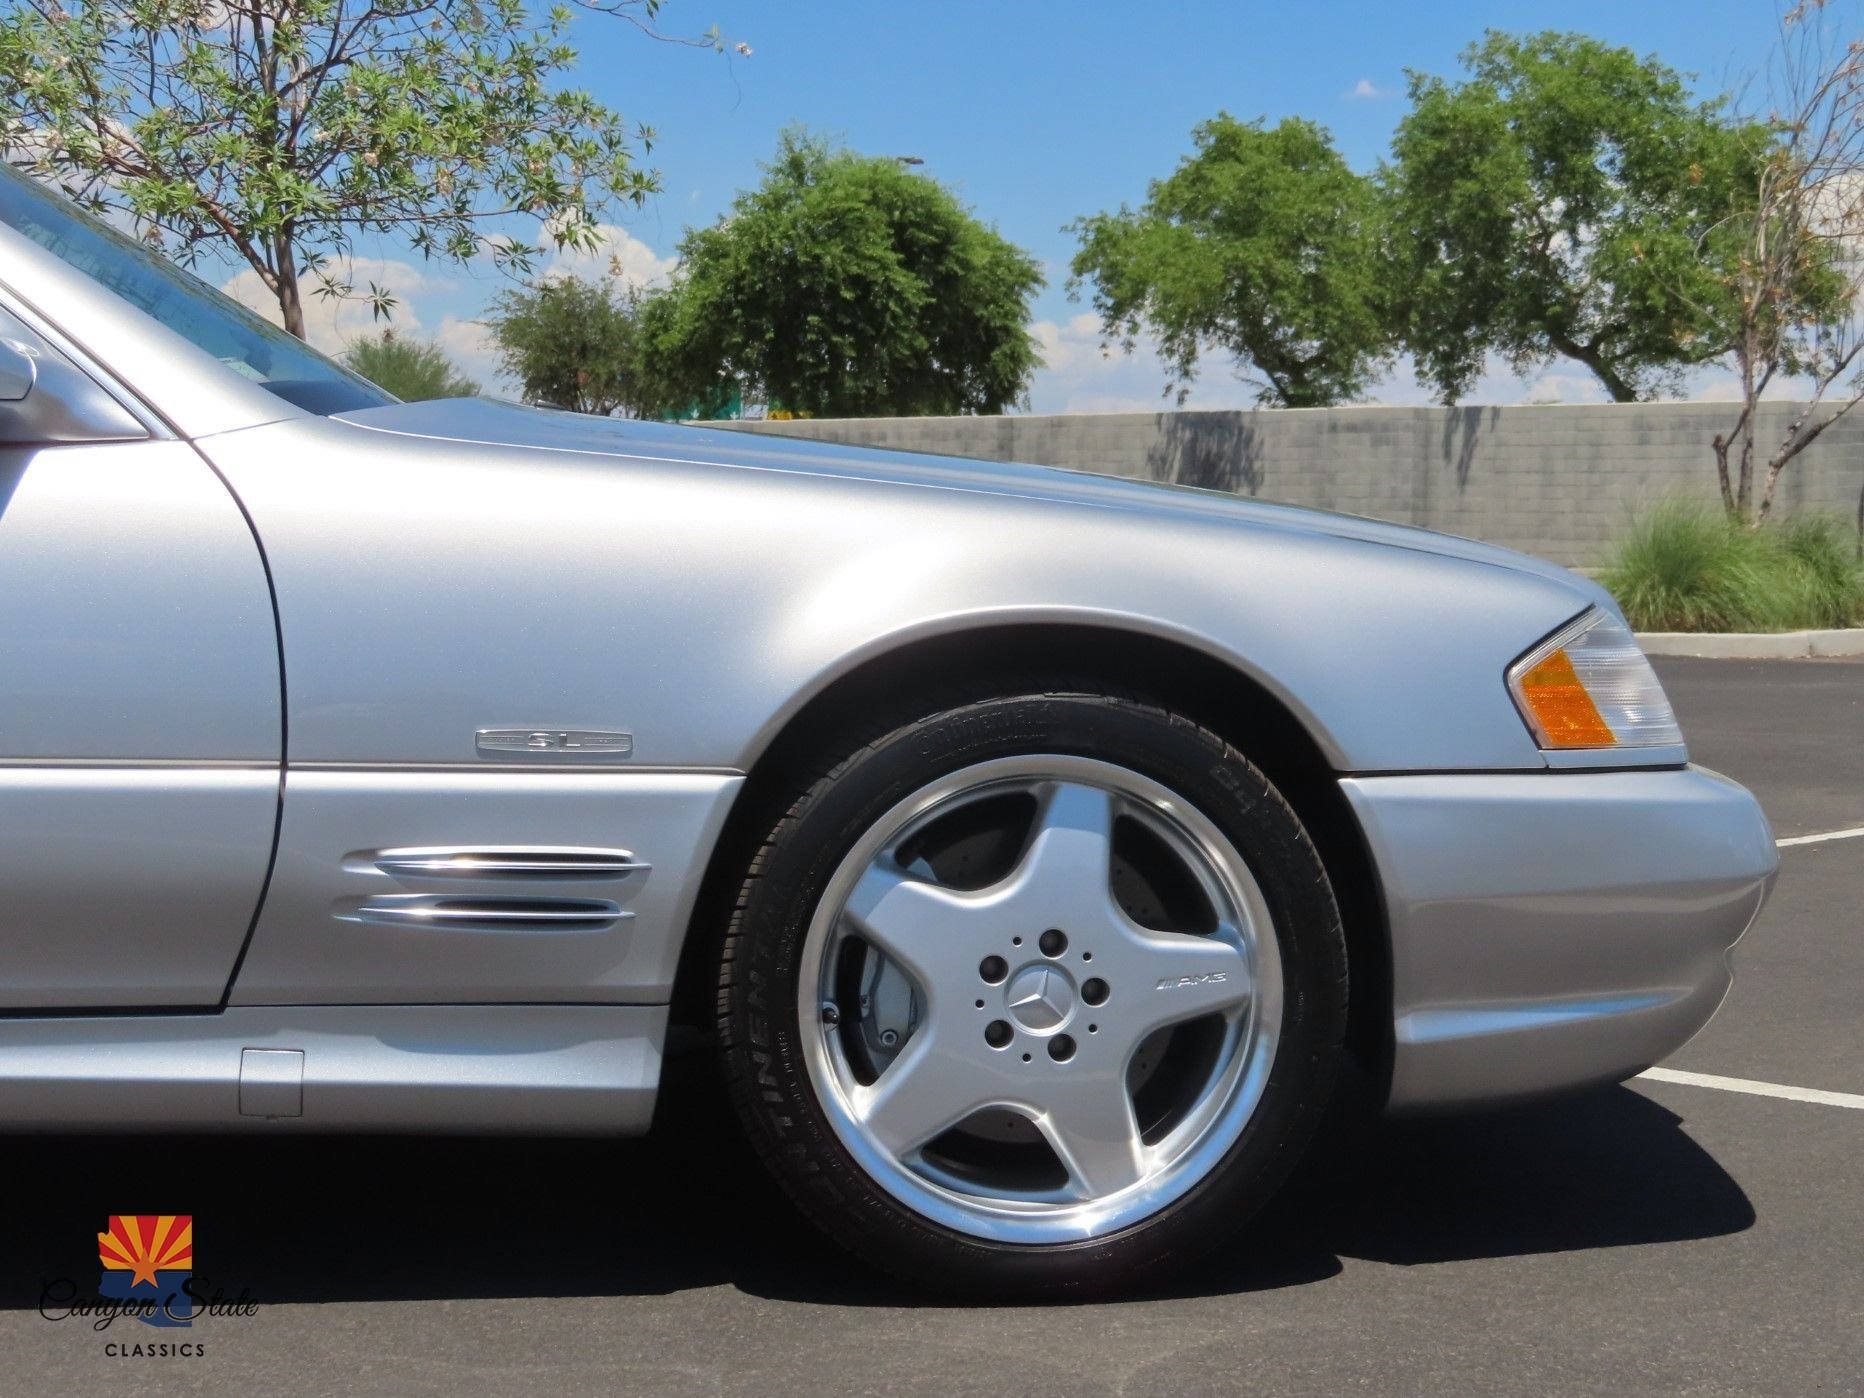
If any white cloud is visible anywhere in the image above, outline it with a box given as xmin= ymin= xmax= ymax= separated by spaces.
xmin=537 ymin=222 xmax=677 ymax=289
xmin=1029 ymin=313 xmax=1110 ymax=375
xmin=214 ymin=223 xmax=677 ymax=394
xmin=1369 ymin=354 xmax=1832 ymax=408
xmin=1362 ymin=355 xmax=1613 ymax=407
xmin=433 ymin=313 xmax=510 ymax=393
xmin=219 ymin=257 xmax=451 ymax=354
xmin=1026 ymin=318 xmax=1625 ymax=415
xmin=1676 ymin=361 xmax=1816 ymax=403
xmin=1689 ymin=376 xmax=1745 ymax=403
xmin=1521 ymin=371 xmax=1613 ymax=405
xmin=1020 ymin=327 xmax=1798 ymax=414
xmin=1023 ymin=314 xmax=1259 ymax=414
xmin=1346 ymin=78 xmax=1390 ymax=101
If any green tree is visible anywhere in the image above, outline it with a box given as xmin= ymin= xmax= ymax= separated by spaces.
xmin=487 ymin=272 xmax=665 ymax=417
xmin=1068 ymin=115 xmax=1391 ymax=408
xmin=644 ymin=131 xmax=1044 ymax=418
xmin=343 ymin=328 xmax=477 ymax=401
xmin=0 ymin=0 xmax=719 ymax=339
xmin=1385 ymin=31 xmax=1769 ymax=403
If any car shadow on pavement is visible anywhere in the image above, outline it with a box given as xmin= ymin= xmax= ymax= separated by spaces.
xmin=1226 ymin=1083 xmax=1754 ymax=1272
xmin=0 ymin=1078 xmax=1750 ymax=1312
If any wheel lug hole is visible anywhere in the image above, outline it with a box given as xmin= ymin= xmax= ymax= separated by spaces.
xmin=1038 ymin=928 xmax=1068 ymax=958
xmin=1088 ymin=1024 xmax=1098 ymax=1034
xmin=1021 ymin=1053 xmax=1032 ymax=1062
xmin=1048 ymin=1034 xmax=1076 ymax=1063
xmin=1081 ymin=951 xmax=1093 ymax=962
xmin=984 ymin=1020 xmax=1013 ymax=1049
xmin=1011 ymin=936 xmax=1023 ymax=947
xmin=974 ymin=999 xmax=985 ymax=1009
xmin=979 ymin=955 xmax=1008 ymax=984
xmin=1082 ymin=977 xmax=1110 ymax=1006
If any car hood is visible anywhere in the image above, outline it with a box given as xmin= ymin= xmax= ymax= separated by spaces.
xmin=337 ymin=397 xmax=1612 ymax=609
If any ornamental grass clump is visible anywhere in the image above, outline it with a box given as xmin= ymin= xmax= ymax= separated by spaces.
xmin=1770 ymin=512 xmax=1864 ymax=630
xmin=1602 ymin=500 xmax=1864 ymax=632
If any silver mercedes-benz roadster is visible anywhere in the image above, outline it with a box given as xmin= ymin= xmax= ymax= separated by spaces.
xmin=0 ymin=165 xmax=1777 ymax=1296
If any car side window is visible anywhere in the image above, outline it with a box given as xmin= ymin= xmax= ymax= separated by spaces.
xmin=0 ymin=165 xmax=391 ymax=416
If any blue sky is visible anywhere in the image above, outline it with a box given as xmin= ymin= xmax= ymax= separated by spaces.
xmin=238 ymin=1 xmax=1835 ymax=411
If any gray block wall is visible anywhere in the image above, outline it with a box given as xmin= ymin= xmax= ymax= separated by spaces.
xmin=735 ymin=403 xmax=1864 ymax=568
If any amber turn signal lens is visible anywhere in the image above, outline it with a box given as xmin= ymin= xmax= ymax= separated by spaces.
xmin=1507 ymin=611 xmax=1683 ymax=752
xmin=1514 ymin=647 xmax=1617 ymax=748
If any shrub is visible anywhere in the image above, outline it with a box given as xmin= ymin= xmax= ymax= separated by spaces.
xmin=1601 ymin=500 xmax=1864 ymax=632
xmin=1601 ymin=501 xmax=1772 ymax=631
xmin=342 ymin=331 xmax=478 ymax=402
xmin=1772 ymin=512 xmax=1864 ymax=630
xmin=485 ymin=274 xmax=663 ymax=418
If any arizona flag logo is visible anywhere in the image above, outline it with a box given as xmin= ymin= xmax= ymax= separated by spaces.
xmin=97 ymin=1216 xmax=194 ymax=1328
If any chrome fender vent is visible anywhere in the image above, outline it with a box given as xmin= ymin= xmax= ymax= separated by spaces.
xmin=336 ymin=895 xmax=628 ymax=932
xmin=356 ymin=847 xmax=649 ymax=880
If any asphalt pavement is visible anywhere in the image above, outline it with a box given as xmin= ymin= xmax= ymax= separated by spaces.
xmin=1 ymin=656 xmax=1858 ymax=1397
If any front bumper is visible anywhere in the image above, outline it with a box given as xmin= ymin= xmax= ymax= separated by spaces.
xmin=1341 ymin=765 xmax=1777 ymax=1112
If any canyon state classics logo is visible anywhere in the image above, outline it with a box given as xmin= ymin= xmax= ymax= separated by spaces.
xmin=97 ymin=1215 xmax=194 ymax=1327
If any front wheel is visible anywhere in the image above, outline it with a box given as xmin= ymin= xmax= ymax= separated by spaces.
xmin=717 ymin=685 xmax=1346 ymax=1298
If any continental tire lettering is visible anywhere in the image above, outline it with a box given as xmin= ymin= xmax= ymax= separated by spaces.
xmin=753 ymin=1045 xmax=780 ymax=1091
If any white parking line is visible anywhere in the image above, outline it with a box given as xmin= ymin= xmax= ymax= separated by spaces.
xmin=1638 ymin=1067 xmax=1864 ymax=1109
xmin=1776 ymin=825 xmax=1864 ymax=847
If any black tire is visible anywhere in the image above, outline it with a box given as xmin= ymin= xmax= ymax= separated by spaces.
xmin=716 ymin=680 xmax=1347 ymax=1299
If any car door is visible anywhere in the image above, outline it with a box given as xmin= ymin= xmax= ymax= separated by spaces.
xmin=0 ymin=300 xmax=282 ymax=1008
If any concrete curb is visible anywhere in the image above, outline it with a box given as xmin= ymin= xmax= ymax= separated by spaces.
xmin=1636 ymin=628 xmax=1864 ymax=658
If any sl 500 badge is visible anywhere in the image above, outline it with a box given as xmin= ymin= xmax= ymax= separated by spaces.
xmin=475 ymin=729 xmax=634 ymax=757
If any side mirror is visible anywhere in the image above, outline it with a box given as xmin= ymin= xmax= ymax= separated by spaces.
xmin=0 ymin=338 xmax=34 ymax=402
xmin=0 ymin=331 xmax=144 ymax=446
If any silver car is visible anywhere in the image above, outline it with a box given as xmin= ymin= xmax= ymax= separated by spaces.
xmin=0 ymin=166 xmax=1776 ymax=1297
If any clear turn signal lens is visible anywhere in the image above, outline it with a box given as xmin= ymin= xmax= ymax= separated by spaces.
xmin=1508 ymin=612 xmax=1684 ymax=750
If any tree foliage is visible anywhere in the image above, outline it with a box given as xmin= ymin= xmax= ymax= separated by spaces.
xmin=0 ymin=0 xmax=712 ymax=338
xmin=487 ymin=272 xmax=664 ymax=417
xmin=1068 ymin=116 xmax=1389 ymax=408
xmin=342 ymin=328 xmax=477 ymax=400
xmin=1385 ymin=31 xmax=1775 ymax=403
xmin=643 ymin=131 xmax=1044 ymax=418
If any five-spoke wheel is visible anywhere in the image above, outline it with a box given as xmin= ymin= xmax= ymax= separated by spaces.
xmin=802 ymin=758 xmax=1282 ymax=1240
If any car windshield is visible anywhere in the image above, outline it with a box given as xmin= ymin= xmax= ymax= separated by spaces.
xmin=0 ymin=165 xmax=392 ymax=415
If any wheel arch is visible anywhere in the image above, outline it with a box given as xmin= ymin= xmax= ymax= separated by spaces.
xmin=673 ymin=622 xmax=1393 ymax=1094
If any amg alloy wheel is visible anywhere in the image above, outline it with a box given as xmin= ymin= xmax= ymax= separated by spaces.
xmin=802 ymin=756 xmax=1282 ymax=1242
xmin=718 ymin=685 xmax=1346 ymax=1297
